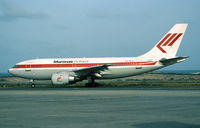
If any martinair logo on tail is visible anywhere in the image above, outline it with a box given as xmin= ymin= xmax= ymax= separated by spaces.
xmin=156 ymin=33 xmax=183 ymax=53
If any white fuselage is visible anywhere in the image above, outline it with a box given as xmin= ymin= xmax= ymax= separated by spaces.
xmin=9 ymin=57 xmax=163 ymax=80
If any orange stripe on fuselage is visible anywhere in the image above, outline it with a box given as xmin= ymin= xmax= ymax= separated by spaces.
xmin=12 ymin=61 xmax=157 ymax=69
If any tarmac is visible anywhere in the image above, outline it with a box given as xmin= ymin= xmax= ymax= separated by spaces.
xmin=0 ymin=87 xmax=200 ymax=128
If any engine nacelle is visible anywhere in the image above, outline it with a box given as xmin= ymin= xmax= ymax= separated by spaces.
xmin=51 ymin=72 xmax=75 ymax=85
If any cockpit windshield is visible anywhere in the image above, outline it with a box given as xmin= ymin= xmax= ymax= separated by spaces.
xmin=13 ymin=65 xmax=19 ymax=68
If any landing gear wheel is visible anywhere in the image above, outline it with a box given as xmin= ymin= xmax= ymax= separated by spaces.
xmin=31 ymin=83 xmax=35 ymax=88
xmin=30 ymin=79 xmax=35 ymax=88
xmin=86 ymin=76 xmax=98 ymax=87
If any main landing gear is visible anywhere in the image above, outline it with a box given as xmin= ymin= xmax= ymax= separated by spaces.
xmin=85 ymin=76 xmax=99 ymax=87
xmin=30 ymin=79 xmax=35 ymax=88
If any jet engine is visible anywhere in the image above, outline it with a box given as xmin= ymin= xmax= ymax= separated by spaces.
xmin=51 ymin=72 xmax=76 ymax=85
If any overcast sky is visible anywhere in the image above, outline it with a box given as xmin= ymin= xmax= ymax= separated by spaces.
xmin=0 ymin=0 xmax=199 ymax=72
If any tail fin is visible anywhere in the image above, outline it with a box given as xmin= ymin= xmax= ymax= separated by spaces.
xmin=139 ymin=24 xmax=188 ymax=59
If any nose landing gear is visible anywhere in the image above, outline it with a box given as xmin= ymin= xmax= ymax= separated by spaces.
xmin=30 ymin=79 xmax=35 ymax=88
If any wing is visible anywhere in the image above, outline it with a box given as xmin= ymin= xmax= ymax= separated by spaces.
xmin=73 ymin=64 xmax=111 ymax=77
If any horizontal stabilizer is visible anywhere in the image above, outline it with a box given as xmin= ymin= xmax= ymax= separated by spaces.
xmin=159 ymin=56 xmax=188 ymax=66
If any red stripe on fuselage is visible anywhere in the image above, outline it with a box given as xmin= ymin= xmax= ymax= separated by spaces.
xmin=12 ymin=61 xmax=157 ymax=69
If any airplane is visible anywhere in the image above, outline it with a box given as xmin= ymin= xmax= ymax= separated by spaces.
xmin=8 ymin=24 xmax=188 ymax=88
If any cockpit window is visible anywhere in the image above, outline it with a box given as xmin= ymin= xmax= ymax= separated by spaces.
xmin=13 ymin=65 xmax=19 ymax=68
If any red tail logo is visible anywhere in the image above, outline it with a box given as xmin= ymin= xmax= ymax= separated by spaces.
xmin=156 ymin=33 xmax=183 ymax=53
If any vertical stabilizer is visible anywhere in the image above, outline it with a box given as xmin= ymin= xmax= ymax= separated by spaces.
xmin=139 ymin=24 xmax=188 ymax=59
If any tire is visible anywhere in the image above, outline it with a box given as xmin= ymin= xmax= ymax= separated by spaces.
xmin=31 ymin=84 xmax=35 ymax=88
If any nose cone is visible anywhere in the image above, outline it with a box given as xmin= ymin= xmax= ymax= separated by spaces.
xmin=8 ymin=68 xmax=11 ymax=74
xmin=8 ymin=68 xmax=14 ymax=75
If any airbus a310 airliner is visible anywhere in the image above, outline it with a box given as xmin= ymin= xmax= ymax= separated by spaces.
xmin=9 ymin=24 xmax=188 ymax=88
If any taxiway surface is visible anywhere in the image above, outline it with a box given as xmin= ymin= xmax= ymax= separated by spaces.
xmin=0 ymin=87 xmax=200 ymax=128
